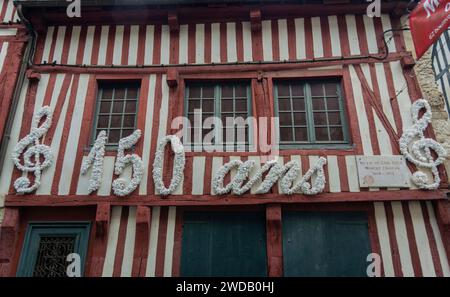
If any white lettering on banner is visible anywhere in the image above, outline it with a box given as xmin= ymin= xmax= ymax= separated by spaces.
xmin=424 ymin=0 xmax=442 ymax=18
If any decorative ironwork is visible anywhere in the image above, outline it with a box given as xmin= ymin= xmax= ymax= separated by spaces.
xmin=32 ymin=236 xmax=75 ymax=277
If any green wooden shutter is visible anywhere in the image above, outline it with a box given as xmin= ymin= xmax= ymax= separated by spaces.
xmin=282 ymin=212 xmax=372 ymax=277
xmin=180 ymin=212 xmax=267 ymax=277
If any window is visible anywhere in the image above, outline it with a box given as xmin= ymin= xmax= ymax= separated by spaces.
xmin=180 ymin=212 xmax=267 ymax=276
xmin=282 ymin=212 xmax=371 ymax=276
xmin=16 ymin=222 xmax=91 ymax=277
xmin=274 ymin=80 xmax=349 ymax=147
xmin=92 ymin=82 xmax=140 ymax=147
xmin=184 ymin=82 xmax=252 ymax=150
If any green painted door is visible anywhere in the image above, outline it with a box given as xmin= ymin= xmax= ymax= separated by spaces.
xmin=282 ymin=212 xmax=372 ymax=277
xmin=16 ymin=222 xmax=91 ymax=277
xmin=181 ymin=212 xmax=267 ymax=276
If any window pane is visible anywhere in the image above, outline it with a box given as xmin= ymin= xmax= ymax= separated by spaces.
xmin=278 ymin=98 xmax=291 ymax=111
xmin=324 ymin=83 xmax=338 ymax=96
xmin=221 ymin=99 xmax=233 ymax=112
xmin=109 ymin=130 xmax=121 ymax=143
xmin=188 ymin=99 xmax=201 ymax=112
xmin=235 ymin=85 xmax=247 ymax=98
xmin=310 ymin=83 xmax=324 ymax=97
xmin=280 ymin=127 xmax=293 ymax=142
xmin=100 ymin=101 xmax=111 ymax=113
xmin=292 ymin=98 xmax=305 ymax=111
xmin=97 ymin=115 xmax=109 ymax=128
xmin=123 ymin=115 xmax=135 ymax=128
xmin=294 ymin=127 xmax=308 ymax=141
xmin=112 ymin=101 xmax=124 ymax=113
xmin=127 ymin=88 xmax=139 ymax=99
xmin=235 ymin=99 xmax=248 ymax=112
xmin=114 ymin=88 xmax=125 ymax=99
xmin=279 ymin=112 xmax=292 ymax=125
xmin=110 ymin=115 xmax=122 ymax=128
xmin=202 ymin=86 xmax=215 ymax=99
xmin=189 ymin=86 xmax=201 ymax=98
xmin=221 ymin=85 xmax=234 ymax=98
xmin=312 ymin=98 xmax=325 ymax=110
xmin=328 ymin=112 xmax=342 ymax=125
xmin=125 ymin=101 xmax=137 ymax=113
xmin=315 ymin=127 xmax=329 ymax=141
xmin=327 ymin=97 xmax=340 ymax=110
xmin=102 ymin=88 xmax=113 ymax=99
xmin=202 ymin=99 xmax=214 ymax=112
xmin=313 ymin=112 xmax=328 ymax=125
xmin=291 ymin=84 xmax=304 ymax=97
xmin=122 ymin=129 xmax=134 ymax=138
xmin=277 ymin=84 xmax=290 ymax=97
xmin=329 ymin=127 xmax=344 ymax=141
xmin=293 ymin=112 xmax=306 ymax=125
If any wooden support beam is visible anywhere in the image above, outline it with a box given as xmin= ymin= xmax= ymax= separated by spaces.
xmin=0 ymin=208 xmax=20 ymax=277
xmin=132 ymin=205 xmax=151 ymax=276
xmin=266 ymin=204 xmax=283 ymax=276
xmin=250 ymin=8 xmax=262 ymax=32
xmin=168 ymin=12 xmax=179 ymax=32
xmin=435 ymin=200 xmax=450 ymax=263
xmin=166 ymin=68 xmax=179 ymax=88
xmin=89 ymin=203 xmax=110 ymax=276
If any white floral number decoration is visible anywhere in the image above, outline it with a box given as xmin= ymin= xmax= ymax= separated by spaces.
xmin=112 ymin=129 xmax=144 ymax=196
xmin=80 ymin=130 xmax=107 ymax=194
xmin=152 ymin=135 xmax=185 ymax=196
xmin=212 ymin=157 xmax=327 ymax=195
xmin=399 ymin=99 xmax=447 ymax=190
xmin=12 ymin=106 xmax=54 ymax=194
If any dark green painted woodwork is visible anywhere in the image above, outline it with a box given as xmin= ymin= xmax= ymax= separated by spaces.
xmin=180 ymin=212 xmax=267 ymax=277
xmin=282 ymin=212 xmax=372 ymax=277
xmin=16 ymin=222 xmax=91 ymax=277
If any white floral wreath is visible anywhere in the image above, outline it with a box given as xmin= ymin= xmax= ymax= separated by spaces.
xmin=80 ymin=130 xmax=107 ymax=194
xmin=12 ymin=106 xmax=54 ymax=194
xmin=212 ymin=157 xmax=327 ymax=195
xmin=152 ymin=135 xmax=186 ymax=196
xmin=112 ymin=129 xmax=144 ymax=196
xmin=399 ymin=99 xmax=447 ymax=190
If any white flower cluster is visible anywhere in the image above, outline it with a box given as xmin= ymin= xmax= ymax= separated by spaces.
xmin=112 ymin=130 xmax=144 ymax=196
xmin=399 ymin=99 xmax=447 ymax=190
xmin=12 ymin=106 xmax=54 ymax=194
xmin=152 ymin=135 xmax=185 ymax=196
xmin=80 ymin=130 xmax=107 ymax=194
xmin=212 ymin=157 xmax=327 ymax=195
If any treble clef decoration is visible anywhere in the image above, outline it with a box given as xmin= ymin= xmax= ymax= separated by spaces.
xmin=399 ymin=99 xmax=447 ymax=190
xmin=11 ymin=106 xmax=54 ymax=194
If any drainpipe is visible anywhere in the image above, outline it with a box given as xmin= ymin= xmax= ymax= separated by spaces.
xmin=0 ymin=4 xmax=36 ymax=174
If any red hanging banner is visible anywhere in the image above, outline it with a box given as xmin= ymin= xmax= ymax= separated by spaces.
xmin=409 ymin=0 xmax=450 ymax=59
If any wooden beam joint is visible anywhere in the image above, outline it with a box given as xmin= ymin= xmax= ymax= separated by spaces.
xmin=168 ymin=12 xmax=179 ymax=32
xmin=250 ymin=9 xmax=262 ymax=32
xmin=0 ymin=208 xmax=20 ymax=276
xmin=166 ymin=68 xmax=179 ymax=88
xmin=95 ymin=203 xmax=110 ymax=238
xmin=400 ymin=54 xmax=415 ymax=69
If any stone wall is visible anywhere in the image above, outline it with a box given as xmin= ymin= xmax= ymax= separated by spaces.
xmin=414 ymin=48 xmax=450 ymax=182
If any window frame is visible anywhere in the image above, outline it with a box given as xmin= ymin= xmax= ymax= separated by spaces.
xmin=273 ymin=79 xmax=351 ymax=149
xmin=16 ymin=222 xmax=91 ymax=277
xmin=183 ymin=81 xmax=254 ymax=151
xmin=91 ymin=81 xmax=141 ymax=150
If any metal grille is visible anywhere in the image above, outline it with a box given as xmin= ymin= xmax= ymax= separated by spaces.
xmin=32 ymin=236 xmax=76 ymax=277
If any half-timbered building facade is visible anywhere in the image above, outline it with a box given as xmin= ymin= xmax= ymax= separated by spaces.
xmin=0 ymin=0 xmax=450 ymax=277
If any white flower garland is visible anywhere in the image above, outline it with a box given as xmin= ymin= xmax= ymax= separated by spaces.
xmin=80 ymin=130 xmax=107 ymax=194
xmin=399 ymin=99 xmax=447 ymax=190
xmin=152 ymin=135 xmax=186 ymax=196
xmin=112 ymin=129 xmax=144 ymax=196
xmin=212 ymin=157 xmax=327 ymax=195
xmin=11 ymin=106 xmax=54 ymax=194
